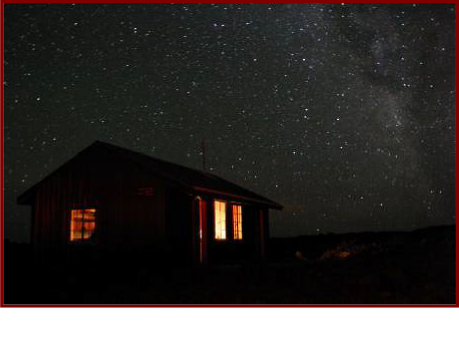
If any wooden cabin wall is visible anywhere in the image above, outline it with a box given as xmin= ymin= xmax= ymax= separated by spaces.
xmin=165 ymin=188 xmax=194 ymax=264
xmin=31 ymin=149 xmax=166 ymax=253
xmin=241 ymin=205 xmax=262 ymax=260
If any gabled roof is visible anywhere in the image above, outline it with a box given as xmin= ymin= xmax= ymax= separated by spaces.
xmin=18 ymin=141 xmax=283 ymax=209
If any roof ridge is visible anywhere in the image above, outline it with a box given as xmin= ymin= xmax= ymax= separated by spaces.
xmin=91 ymin=140 xmax=218 ymax=178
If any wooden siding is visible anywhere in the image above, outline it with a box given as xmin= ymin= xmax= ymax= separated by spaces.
xmin=31 ymin=149 xmax=166 ymax=250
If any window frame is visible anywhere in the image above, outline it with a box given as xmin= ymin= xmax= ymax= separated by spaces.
xmin=69 ymin=207 xmax=97 ymax=243
xmin=214 ymin=199 xmax=227 ymax=241
xmin=232 ymin=204 xmax=243 ymax=241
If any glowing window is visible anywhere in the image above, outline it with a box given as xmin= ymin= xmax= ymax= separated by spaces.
xmin=232 ymin=205 xmax=243 ymax=240
xmin=70 ymin=209 xmax=96 ymax=242
xmin=214 ymin=200 xmax=227 ymax=240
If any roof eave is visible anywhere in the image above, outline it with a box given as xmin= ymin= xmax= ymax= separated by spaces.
xmin=192 ymin=186 xmax=283 ymax=210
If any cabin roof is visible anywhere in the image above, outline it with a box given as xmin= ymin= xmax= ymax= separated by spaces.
xmin=18 ymin=141 xmax=283 ymax=209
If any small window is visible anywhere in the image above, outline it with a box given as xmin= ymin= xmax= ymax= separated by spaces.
xmin=70 ymin=209 xmax=96 ymax=242
xmin=214 ymin=200 xmax=227 ymax=240
xmin=232 ymin=205 xmax=243 ymax=240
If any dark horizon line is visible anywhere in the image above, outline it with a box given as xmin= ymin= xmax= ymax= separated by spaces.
xmin=4 ymin=223 xmax=455 ymax=244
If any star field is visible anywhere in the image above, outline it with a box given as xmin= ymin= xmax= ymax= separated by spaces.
xmin=4 ymin=3 xmax=456 ymax=240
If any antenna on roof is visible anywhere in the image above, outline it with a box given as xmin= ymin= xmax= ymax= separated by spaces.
xmin=201 ymin=138 xmax=206 ymax=171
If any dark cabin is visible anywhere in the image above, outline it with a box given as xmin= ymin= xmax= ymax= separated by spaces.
xmin=17 ymin=141 xmax=283 ymax=266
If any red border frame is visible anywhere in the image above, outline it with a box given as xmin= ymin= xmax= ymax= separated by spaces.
xmin=1 ymin=0 xmax=457 ymax=308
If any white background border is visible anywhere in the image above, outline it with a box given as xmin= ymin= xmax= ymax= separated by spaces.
xmin=1 ymin=308 xmax=458 ymax=363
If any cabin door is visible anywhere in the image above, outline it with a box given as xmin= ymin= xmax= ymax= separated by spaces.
xmin=194 ymin=197 xmax=208 ymax=265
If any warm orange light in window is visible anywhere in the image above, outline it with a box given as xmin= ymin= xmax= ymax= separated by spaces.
xmin=70 ymin=209 xmax=96 ymax=242
xmin=214 ymin=200 xmax=226 ymax=240
xmin=232 ymin=205 xmax=243 ymax=240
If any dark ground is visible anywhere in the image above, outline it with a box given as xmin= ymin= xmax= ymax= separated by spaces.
xmin=3 ymin=225 xmax=456 ymax=304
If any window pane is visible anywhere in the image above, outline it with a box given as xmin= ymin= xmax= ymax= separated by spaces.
xmin=72 ymin=209 xmax=83 ymax=219
xmin=70 ymin=219 xmax=83 ymax=241
xmin=233 ymin=205 xmax=243 ymax=240
xmin=214 ymin=200 xmax=226 ymax=240
xmin=83 ymin=209 xmax=96 ymax=221
xmin=83 ymin=222 xmax=96 ymax=239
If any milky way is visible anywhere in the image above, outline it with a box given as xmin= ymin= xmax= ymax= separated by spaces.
xmin=3 ymin=3 xmax=456 ymax=240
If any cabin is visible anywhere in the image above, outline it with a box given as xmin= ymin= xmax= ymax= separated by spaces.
xmin=17 ymin=141 xmax=282 ymax=266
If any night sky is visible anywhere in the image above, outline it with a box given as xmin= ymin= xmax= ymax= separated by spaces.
xmin=4 ymin=3 xmax=456 ymax=241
